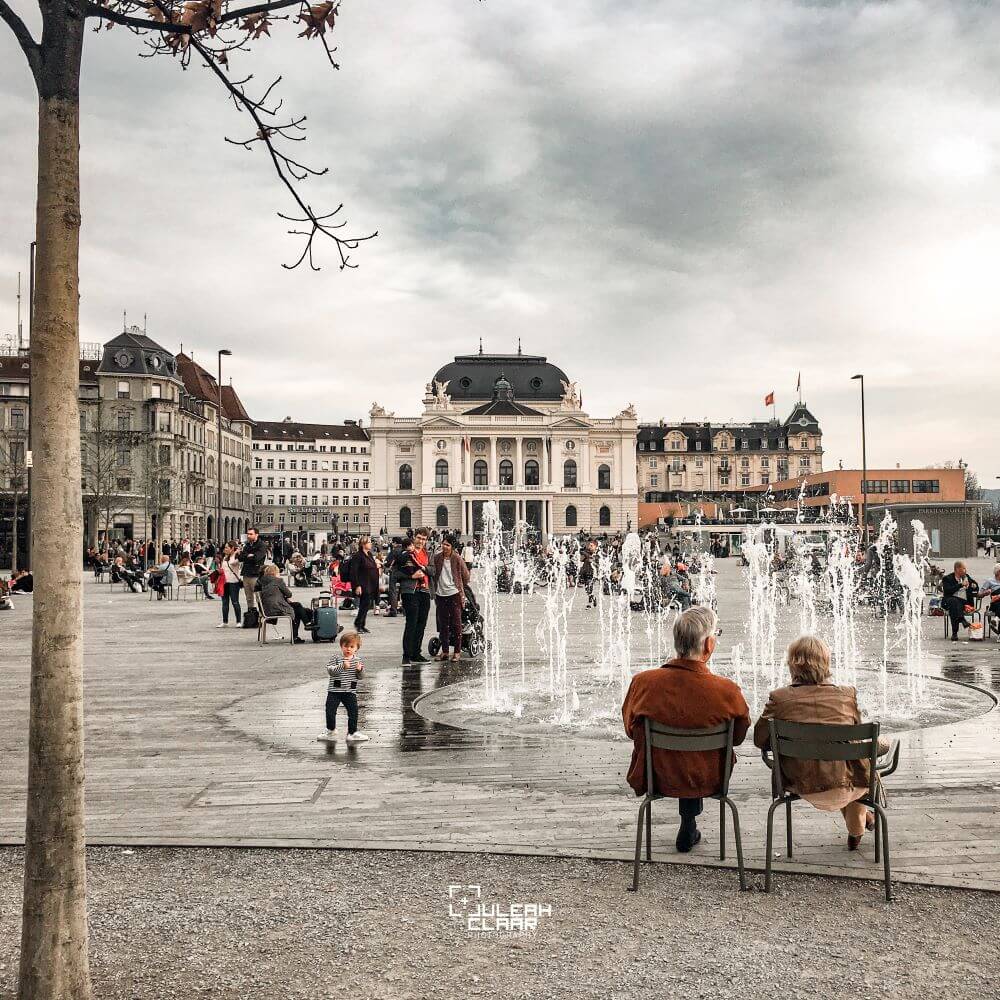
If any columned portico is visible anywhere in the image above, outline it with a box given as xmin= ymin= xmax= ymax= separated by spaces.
xmin=368 ymin=351 xmax=638 ymax=537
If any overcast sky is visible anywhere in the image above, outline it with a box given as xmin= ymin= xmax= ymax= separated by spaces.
xmin=2 ymin=1 xmax=1000 ymax=480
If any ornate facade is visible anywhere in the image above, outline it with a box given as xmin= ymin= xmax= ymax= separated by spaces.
xmin=636 ymin=404 xmax=823 ymax=500
xmin=368 ymin=351 xmax=639 ymax=536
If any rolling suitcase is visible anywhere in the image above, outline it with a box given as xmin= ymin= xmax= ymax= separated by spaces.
xmin=311 ymin=591 xmax=342 ymax=642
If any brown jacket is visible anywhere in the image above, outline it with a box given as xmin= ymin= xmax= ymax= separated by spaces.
xmin=431 ymin=550 xmax=471 ymax=602
xmin=753 ymin=684 xmax=878 ymax=795
xmin=622 ymin=659 xmax=751 ymax=798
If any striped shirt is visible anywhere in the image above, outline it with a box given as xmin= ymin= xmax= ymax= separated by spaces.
xmin=327 ymin=654 xmax=365 ymax=693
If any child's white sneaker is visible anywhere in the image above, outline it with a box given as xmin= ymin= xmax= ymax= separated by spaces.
xmin=346 ymin=731 xmax=370 ymax=743
xmin=318 ymin=730 xmax=337 ymax=742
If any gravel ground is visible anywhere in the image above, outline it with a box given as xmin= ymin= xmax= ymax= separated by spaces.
xmin=1 ymin=847 xmax=998 ymax=1000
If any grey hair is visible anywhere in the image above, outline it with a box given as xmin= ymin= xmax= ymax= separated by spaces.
xmin=673 ymin=606 xmax=717 ymax=658
xmin=994 ymin=563 xmax=1000 ymax=577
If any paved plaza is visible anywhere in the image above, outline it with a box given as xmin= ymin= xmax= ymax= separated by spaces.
xmin=1 ymin=560 xmax=999 ymax=894
xmin=0 ymin=561 xmax=1000 ymax=890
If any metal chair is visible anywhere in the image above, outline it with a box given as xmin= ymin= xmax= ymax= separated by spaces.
xmin=762 ymin=719 xmax=899 ymax=901
xmin=255 ymin=593 xmax=294 ymax=645
xmin=629 ymin=717 xmax=746 ymax=892
xmin=940 ymin=598 xmax=980 ymax=639
xmin=177 ymin=578 xmax=205 ymax=601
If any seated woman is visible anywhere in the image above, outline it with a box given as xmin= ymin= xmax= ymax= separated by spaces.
xmin=111 ymin=556 xmax=143 ymax=593
xmin=258 ymin=564 xmax=311 ymax=643
xmin=9 ymin=569 xmax=33 ymax=593
xmin=754 ymin=636 xmax=885 ymax=851
xmin=176 ymin=555 xmax=214 ymax=599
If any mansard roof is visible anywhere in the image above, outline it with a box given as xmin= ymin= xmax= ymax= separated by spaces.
xmin=433 ymin=351 xmax=569 ymax=402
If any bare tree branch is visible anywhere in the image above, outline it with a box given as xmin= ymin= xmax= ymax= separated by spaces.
xmin=218 ymin=0 xmax=301 ymax=24
xmin=0 ymin=0 xmax=42 ymax=82
xmin=85 ymin=3 xmax=191 ymax=33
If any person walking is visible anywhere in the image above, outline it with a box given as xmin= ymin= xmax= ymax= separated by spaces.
xmin=397 ymin=531 xmax=431 ymax=666
xmin=342 ymin=535 xmax=380 ymax=634
xmin=239 ymin=526 xmax=268 ymax=610
xmin=432 ymin=534 xmax=470 ymax=661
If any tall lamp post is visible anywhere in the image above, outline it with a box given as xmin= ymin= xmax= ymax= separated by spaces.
xmin=851 ymin=373 xmax=868 ymax=545
xmin=217 ymin=349 xmax=232 ymax=544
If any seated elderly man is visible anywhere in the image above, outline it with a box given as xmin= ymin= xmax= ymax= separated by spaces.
xmin=941 ymin=560 xmax=979 ymax=641
xmin=622 ymin=606 xmax=750 ymax=852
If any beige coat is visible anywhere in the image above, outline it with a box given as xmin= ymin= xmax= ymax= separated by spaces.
xmin=753 ymin=684 xmax=879 ymax=796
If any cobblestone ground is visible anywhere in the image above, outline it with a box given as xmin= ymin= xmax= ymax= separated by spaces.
xmin=1 ymin=847 xmax=998 ymax=1000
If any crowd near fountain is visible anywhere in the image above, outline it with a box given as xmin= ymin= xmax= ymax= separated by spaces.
xmin=459 ymin=497 xmax=950 ymax=738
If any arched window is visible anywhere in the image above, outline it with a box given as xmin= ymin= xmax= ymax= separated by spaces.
xmin=398 ymin=464 xmax=412 ymax=490
xmin=474 ymin=459 xmax=488 ymax=486
xmin=563 ymin=459 xmax=577 ymax=488
xmin=435 ymin=459 xmax=449 ymax=488
xmin=399 ymin=505 xmax=412 ymax=528
xmin=599 ymin=505 xmax=611 ymax=527
xmin=597 ymin=464 xmax=611 ymax=490
xmin=436 ymin=504 xmax=449 ymax=527
xmin=565 ymin=504 xmax=577 ymax=527
xmin=524 ymin=459 xmax=539 ymax=486
xmin=499 ymin=459 xmax=513 ymax=486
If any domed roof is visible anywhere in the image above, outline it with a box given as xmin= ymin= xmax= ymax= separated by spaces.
xmin=433 ymin=352 xmax=569 ymax=401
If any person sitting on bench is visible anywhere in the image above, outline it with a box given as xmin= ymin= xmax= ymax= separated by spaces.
xmin=977 ymin=564 xmax=1000 ymax=623
xmin=259 ymin=564 xmax=311 ymax=643
xmin=9 ymin=569 xmax=33 ymax=594
xmin=942 ymin=560 xmax=979 ymax=641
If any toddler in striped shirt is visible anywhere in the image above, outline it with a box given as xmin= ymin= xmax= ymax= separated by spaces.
xmin=320 ymin=631 xmax=369 ymax=743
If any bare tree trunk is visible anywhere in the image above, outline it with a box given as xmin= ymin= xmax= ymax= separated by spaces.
xmin=19 ymin=12 xmax=92 ymax=1000
xmin=12 ymin=486 xmax=19 ymax=573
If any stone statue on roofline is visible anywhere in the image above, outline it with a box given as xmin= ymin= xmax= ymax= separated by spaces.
xmin=369 ymin=402 xmax=392 ymax=418
xmin=432 ymin=379 xmax=452 ymax=407
xmin=560 ymin=379 xmax=581 ymax=409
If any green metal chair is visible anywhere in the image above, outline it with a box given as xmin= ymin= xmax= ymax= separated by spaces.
xmin=629 ymin=716 xmax=746 ymax=892
xmin=762 ymin=719 xmax=898 ymax=901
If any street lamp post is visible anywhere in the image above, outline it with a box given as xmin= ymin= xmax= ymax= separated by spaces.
xmin=217 ymin=349 xmax=232 ymax=544
xmin=851 ymin=374 xmax=868 ymax=545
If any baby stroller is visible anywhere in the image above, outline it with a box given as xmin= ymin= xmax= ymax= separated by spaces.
xmin=428 ymin=588 xmax=485 ymax=658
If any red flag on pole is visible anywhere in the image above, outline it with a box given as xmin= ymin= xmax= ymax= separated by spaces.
xmin=764 ymin=391 xmax=774 ymax=407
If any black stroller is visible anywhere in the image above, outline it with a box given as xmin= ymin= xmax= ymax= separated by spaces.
xmin=428 ymin=587 xmax=485 ymax=659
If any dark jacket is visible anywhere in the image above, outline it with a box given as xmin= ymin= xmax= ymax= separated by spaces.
xmin=942 ymin=572 xmax=977 ymax=604
xmin=241 ymin=537 xmax=269 ymax=578
xmin=394 ymin=548 xmax=430 ymax=596
xmin=343 ymin=550 xmax=380 ymax=596
xmin=258 ymin=573 xmax=294 ymax=618
xmin=622 ymin=658 xmax=750 ymax=798
xmin=431 ymin=551 xmax=471 ymax=601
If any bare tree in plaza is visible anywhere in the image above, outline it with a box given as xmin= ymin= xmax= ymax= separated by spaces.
xmin=0 ymin=2 xmax=373 ymax=996
xmin=80 ymin=397 xmax=144 ymax=546
xmin=0 ymin=419 xmax=29 ymax=571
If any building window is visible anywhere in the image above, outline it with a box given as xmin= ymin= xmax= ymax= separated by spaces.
xmin=117 ymin=381 xmax=129 ymax=398
xmin=399 ymin=463 xmax=413 ymax=490
xmin=720 ymin=475 xmax=730 ymax=487
xmin=436 ymin=504 xmax=448 ymax=527
xmin=565 ymin=504 xmax=577 ymax=528
xmin=863 ymin=480 xmax=889 ymax=494
xmin=599 ymin=505 xmax=611 ymax=527
xmin=399 ymin=505 xmax=412 ymax=528
xmin=151 ymin=384 xmax=161 ymax=399
xmin=499 ymin=459 xmax=513 ymax=486
xmin=740 ymin=475 xmax=750 ymax=487
xmin=597 ymin=464 xmax=611 ymax=490
xmin=912 ymin=479 xmax=940 ymax=494
xmin=650 ymin=475 xmax=659 ymax=487
xmin=474 ymin=459 xmax=488 ymax=486
xmin=524 ymin=459 xmax=539 ymax=486
xmin=563 ymin=459 xmax=577 ymax=488
xmin=890 ymin=480 xmax=911 ymax=493
xmin=435 ymin=459 xmax=449 ymax=488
